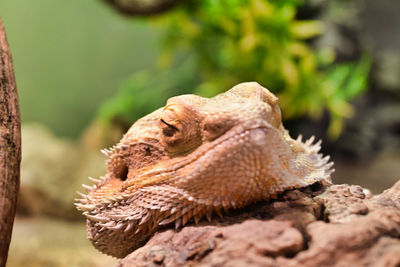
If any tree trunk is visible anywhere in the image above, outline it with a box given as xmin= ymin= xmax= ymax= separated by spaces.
xmin=102 ymin=0 xmax=181 ymax=16
xmin=0 ymin=19 xmax=21 ymax=267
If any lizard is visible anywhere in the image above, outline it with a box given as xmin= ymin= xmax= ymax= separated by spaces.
xmin=75 ymin=82 xmax=334 ymax=258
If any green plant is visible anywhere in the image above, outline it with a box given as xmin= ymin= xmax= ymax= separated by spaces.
xmin=99 ymin=0 xmax=370 ymax=138
xmin=98 ymin=59 xmax=198 ymax=124
xmin=158 ymin=0 xmax=370 ymax=138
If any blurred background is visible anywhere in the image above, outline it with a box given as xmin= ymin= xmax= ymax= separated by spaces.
xmin=0 ymin=0 xmax=399 ymax=266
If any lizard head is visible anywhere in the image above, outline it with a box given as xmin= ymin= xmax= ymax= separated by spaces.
xmin=76 ymin=82 xmax=333 ymax=258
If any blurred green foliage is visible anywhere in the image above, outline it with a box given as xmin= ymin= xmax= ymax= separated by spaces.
xmin=100 ymin=0 xmax=370 ymax=138
xmin=0 ymin=0 xmax=161 ymax=138
xmin=98 ymin=59 xmax=198 ymax=123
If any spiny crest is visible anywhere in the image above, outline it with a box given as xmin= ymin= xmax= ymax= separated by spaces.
xmin=100 ymin=143 xmax=123 ymax=156
xmin=296 ymin=134 xmax=335 ymax=180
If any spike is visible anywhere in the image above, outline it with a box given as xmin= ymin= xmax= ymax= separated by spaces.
xmin=120 ymin=144 xmax=129 ymax=150
xmin=194 ymin=214 xmax=201 ymax=225
xmin=175 ymin=218 xmax=182 ymax=229
xmin=101 ymin=149 xmax=110 ymax=156
xmin=82 ymin=184 xmax=94 ymax=191
xmin=315 ymin=139 xmax=322 ymax=147
xmin=124 ymin=222 xmax=134 ymax=232
xmin=109 ymin=223 xmax=125 ymax=231
xmin=206 ymin=211 xmax=212 ymax=222
xmin=86 ymin=214 xmax=108 ymax=223
xmin=109 ymin=145 xmax=120 ymax=153
xmin=159 ymin=218 xmax=170 ymax=226
xmin=223 ymin=205 xmax=229 ymax=213
xmin=322 ymin=155 xmax=330 ymax=164
xmin=134 ymin=226 xmax=142 ymax=235
xmin=215 ymin=207 xmax=223 ymax=219
xmin=182 ymin=214 xmax=190 ymax=226
xmin=326 ymin=162 xmax=334 ymax=169
xmin=89 ymin=177 xmax=101 ymax=184
xmin=74 ymin=203 xmax=96 ymax=211
xmin=310 ymin=140 xmax=321 ymax=153
xmin=231 ymin=199 xmax=237 ymax=208
xmin=99 ymin=221 xmax=115 ymax=228
xmin=139 ymin=213 xmax=151 ymax=225
xmin=108 ymin=214 xmax=128 ymax=220
xmin=76 ymin=191 xmax=87 ymax=198
xmin=75 ymin=198 xmax=88 ymax=204
xmin=306 ymin=136 xmax=315 ymax=146
xmin=181 ymin=207 xmax=190 ymax=215
xmin=160 ymin=206 xmax=170 ymax=212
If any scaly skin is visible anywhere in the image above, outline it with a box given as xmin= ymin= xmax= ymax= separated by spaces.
xmin=75 ymin=82 xmax=334 ymax=258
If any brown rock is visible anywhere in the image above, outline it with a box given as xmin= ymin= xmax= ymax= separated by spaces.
xmin=119 ymin=180 xmax=400 ymax=267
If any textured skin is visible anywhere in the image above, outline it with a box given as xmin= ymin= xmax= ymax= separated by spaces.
xmin=75 ymin=82 xmax=334 ymax=258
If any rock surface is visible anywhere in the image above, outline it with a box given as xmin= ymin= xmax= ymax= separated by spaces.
xmin=119 ymin=181 xmax=400 ymax=267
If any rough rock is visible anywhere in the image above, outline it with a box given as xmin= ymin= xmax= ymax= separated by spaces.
xmin=119 ymin=181 xmax=400 ymax=267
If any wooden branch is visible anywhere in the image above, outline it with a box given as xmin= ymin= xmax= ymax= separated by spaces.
xmin=102 ymin=0 xmax=182 ymax=16
xmin=0 ymin=19 xmax=21 ymax=267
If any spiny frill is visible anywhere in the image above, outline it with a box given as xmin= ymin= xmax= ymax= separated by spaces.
xmin=75 ymin=82 xmax=334 ymax=258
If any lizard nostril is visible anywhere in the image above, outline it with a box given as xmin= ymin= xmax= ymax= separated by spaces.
xmin=116 ymin=163 xmax=129 ymax=181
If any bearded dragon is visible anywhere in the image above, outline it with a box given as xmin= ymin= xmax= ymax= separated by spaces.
xmin=75 ymin=82 xmax=334 ymax=258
